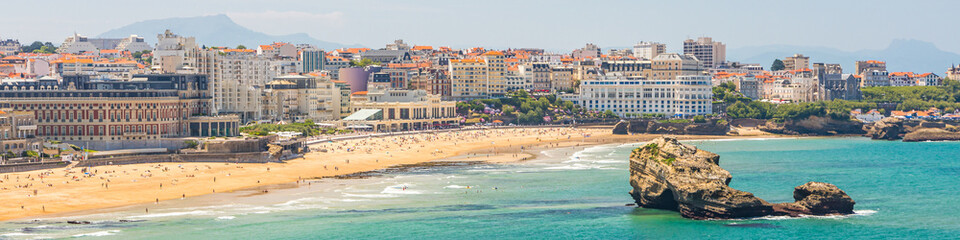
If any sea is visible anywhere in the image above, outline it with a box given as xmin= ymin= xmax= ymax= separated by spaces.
xmin=0 ymin=137 xmax=957 ymax=239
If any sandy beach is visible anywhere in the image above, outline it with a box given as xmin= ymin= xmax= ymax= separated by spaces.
xmin=0 ymin=127 xmax=775 ymax=221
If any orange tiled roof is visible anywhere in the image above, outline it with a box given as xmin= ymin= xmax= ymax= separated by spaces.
xmin=411 ymin=46 xmax=433 ymax=51
xmin=352 ymin=91 xmax=368 ymax=95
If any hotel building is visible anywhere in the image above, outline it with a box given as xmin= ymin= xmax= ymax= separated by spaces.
xmin=0 ymin=74 xmax=239 ymax=150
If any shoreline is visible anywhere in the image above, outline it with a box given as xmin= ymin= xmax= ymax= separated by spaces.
xmin=0 ymin=127 xmax=788 ymax=221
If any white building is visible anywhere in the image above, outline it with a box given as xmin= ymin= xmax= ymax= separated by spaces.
xmin=116 ymin=35 xmax=152 ymax=53
xmin=57 ymin=33 xmax=99 ymax=54
xmin=152 ymin=30 xmax=199 ymax=73
xmin=633 ymin=42 xmax=666 ymax=60
xmin=572 ymin=74 xmax=713 ymax=117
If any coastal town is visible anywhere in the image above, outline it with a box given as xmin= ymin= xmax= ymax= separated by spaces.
xmin=0 ymin=27 xmax=958 ymax=222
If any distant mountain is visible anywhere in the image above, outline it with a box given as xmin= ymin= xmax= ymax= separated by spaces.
xmin=729 ymin=39 xmax=960 ymax=74
xmin=97 ymin=14 xmax=361 ymax=50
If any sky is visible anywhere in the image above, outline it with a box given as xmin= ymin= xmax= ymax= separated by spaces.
xmin=1 ymin=0 xmax=958 ymax=54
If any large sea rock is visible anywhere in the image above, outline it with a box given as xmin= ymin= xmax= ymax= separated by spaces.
xmin=628 ymin=137 xmax=856 ymax=219
xmin=864 ymin=117 xmax=904 ymax=140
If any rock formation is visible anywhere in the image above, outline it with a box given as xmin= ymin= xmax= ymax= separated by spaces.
xmin=759 ymin=116 xmax=865 ymax=136
xmin=902 ymin=128 xmax=960 ymax=142
xmin=612 ymin=119 xmax=729 ymax=135
xmin=864 ymin=117 xmax=904 ymax=140
xmin=629 ymin=137 xmax=856 ymax=219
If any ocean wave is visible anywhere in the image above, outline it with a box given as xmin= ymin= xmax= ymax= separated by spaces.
xmin=72 ymin=230 xmax=120 ymax=237
xmin=216 ymin=216 xmax=236 ymax=220
xmin=128 ymin=210 xmax=216 ymax=219
xmin=382 ymin=184 xmax=423 ymax=195
xmin=1 ymin=232 xmax=35 ymax=237
xmin=443 ymin=185 xmax=469 ymax=189
xmin=751 ymin=209 xmax=878 ymax=221
xmin=543 ymin=164 xmax=608 ymax=170
xmin=342 ymin=193 xmax=398 ymax=198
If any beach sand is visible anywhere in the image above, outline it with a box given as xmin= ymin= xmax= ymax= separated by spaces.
xmin=0 ymin=127 xmax=773 ymax=221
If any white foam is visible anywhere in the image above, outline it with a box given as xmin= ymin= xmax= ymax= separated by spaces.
xmin=1 ymin=232 xmax=34 ymax=237
xmin=72 ymin=230 xmax=120 ymax=237
xmin=751 ymin=209 xmax=878 ymax=220
xmin=128 ymin=210 xmax=215 ymax=219
xmin=381 ymin=184 xmax=423 ymax=195
xmin=443 ymin=185 xmax=469 ymax=189
xmin=216 ymin=216 xmax=236 ymax=220
xmin=544 ymin=164 xmax=605 ymax=170
xmin=342 ymin=193 xmax=398 ymax=198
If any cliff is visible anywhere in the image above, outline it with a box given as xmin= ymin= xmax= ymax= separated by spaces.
xmin=629 ymin=137 xmax=855 ymax=219
xmin=902 ymin=128 xmax=960 ymax=142
xmin=759 ymin=116 xmax=865 ymax=136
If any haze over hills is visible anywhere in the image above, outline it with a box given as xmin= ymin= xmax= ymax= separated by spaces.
xmin=97 ymin=14 xmax=361 ymax=50
xmin=728 ymin=39 xmax=960 ymax=74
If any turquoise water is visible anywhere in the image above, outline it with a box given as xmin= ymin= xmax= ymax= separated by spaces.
xmin=1 ymin=137 xmax=958 ymax=239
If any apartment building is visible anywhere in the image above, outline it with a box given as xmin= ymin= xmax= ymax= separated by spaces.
xmin=448 ymin=51 xmax=506 ymax=100
xmin=783 ymin=54 xmax=810 ymax=70
xmin=855 ymin=60 xmax=889 ymax=87
xmin=651 ymin=53 xmax=703 ymax=80
xmin=261 ymin=75 xmax=341 ymax=123
xmin=633 ymin=42 xmax=666 ymax=60
xmin=683 ymin=37 xmax=725 ymax=69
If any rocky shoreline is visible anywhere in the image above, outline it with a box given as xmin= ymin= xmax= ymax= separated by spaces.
xmin=628 ymin=137 xmax=855 ymax=219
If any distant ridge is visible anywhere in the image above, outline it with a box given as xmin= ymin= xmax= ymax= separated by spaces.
xmin=97 ymin=14 xmax=362 ymax=50
xmin=729 ymin=39 xmax=960 ymax=74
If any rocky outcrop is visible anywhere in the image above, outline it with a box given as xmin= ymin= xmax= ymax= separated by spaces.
xmin=759 ymin=116 xmax=865 ymax=136
xmin=772 ymin=182 xmax=855 ymax=216
xmin=613 ymin=119 xmax=729 ymax=135
xmin=864 ymin=117 xmax=904 ymax=140
xmin=612 ymin=121 xmax=630 ymax=135
xmin=902 ymin=128 xmax=960 ymax=142
xmin=629 ymin=137 xmax=856 ymax=219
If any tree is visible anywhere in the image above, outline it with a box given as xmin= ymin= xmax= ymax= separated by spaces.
xmin=236 ymin=45 xmax=247 ymax=49
xmin=349 ymin=59 xmax=380 ymax=67
xmin=771 ymin=59 xmax=785 ymax=71
xmin=692 ymin=115 xmax=707 ymax=123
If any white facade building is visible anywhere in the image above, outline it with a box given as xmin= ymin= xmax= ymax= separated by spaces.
xmin=573 ymin=75 xmax=713 ymax=117
xmin=57 ymin=33 xmax=99 ymax=54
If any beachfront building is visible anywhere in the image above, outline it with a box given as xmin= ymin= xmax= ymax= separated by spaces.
xmin=0 ymin=73 xmax=240 ymax=150
xmin=683 ymin=37 xmax=725 ymax=69
xmin=448 ymin=51 xmax=506 ymax=100
xmin=344 ymin=89 xmax=458 ymax=131
xmin=261 ymin=74 xmax=341 ymax=123
xmin=571 ymin=74 xmax=713 ymax=117
xmin=0 ymin=108 xmax=42 ymax=161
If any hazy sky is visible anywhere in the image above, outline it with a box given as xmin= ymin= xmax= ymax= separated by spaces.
xmin=1 ymin=0 xmax=957 ymax=53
